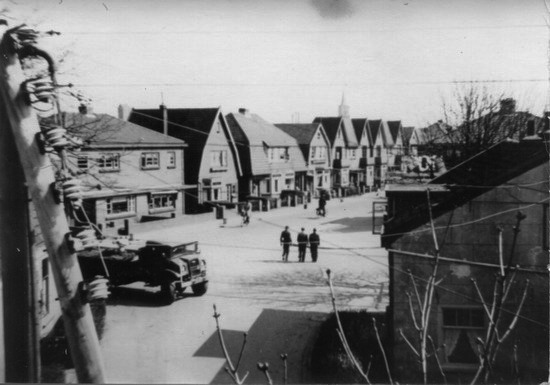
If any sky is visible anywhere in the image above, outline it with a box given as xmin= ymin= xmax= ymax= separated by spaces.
xmin=4 ymin=0 xmax=549 ymax=127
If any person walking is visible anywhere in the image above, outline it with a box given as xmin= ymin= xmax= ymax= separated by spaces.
xmin=280 ymin=226 xmax=292 ymax=262
xmin=297 ymin=228 xmax=308 ymax=262
xmin=318 ymin=195 xmax=326 ymax=217
xmin=309 ymin=228 xmax=320 ymax=263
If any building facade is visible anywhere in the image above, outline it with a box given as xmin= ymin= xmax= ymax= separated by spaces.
xmin=64 ymin=113 xmax=188 ymax=235
xmin=352 ymin=118 xmax=375 ymax=191
xmin=226 ymin=109 xmax=308 ymax=210
xmin=275 ymin=122 xmax=332 ymax=197
xmin=128 ymin=106 xmax=242 ymax=213
xmin=382 ymin=138 xmax=549 ymax=383
xmin=367 ymin=120 xmax=390 ymax=188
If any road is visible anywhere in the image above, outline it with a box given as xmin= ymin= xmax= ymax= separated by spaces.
xmin=99 ymin=192 xmax=388 ymax=384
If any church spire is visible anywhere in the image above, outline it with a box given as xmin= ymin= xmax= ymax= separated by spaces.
xmin=338 ymin=92 xmax=350 ymax=117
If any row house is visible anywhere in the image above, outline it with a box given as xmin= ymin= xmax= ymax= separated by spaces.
xmin=382 ymin=136 xmax=549 ymax=383
xmin=351 ymin=118 xmax=375 ymax=190
xmin=127 ymin=106 xmax=242 ymax=213
xmin=387 ymin=120 xmax=404 ymax=170
xmin=367 ymin=119 xmax=391 ymax=189
xmin=274 ymin=122 xmax=332 ymax=197
xmin=65 ymin=112 xmax=189 ymax=235
xmin=226 ymin=109 xmax=308 ymax=210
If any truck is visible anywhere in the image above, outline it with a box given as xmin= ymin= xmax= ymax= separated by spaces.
xmin=77 ymin=240 xmax=208 ymax=304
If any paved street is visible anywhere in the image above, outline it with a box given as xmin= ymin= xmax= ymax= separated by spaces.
xmin=100 ymin=193 xmax=388 ymax=384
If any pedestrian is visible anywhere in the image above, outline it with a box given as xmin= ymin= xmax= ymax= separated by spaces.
xmin=241 ymin=201 xmax=252 ymax=225
xmin=280 ymin=226 xmax=292 ymax=262
xmin=309 ymin=228 xmax=320 ymax=263
xmin=318 ymin=195 xmax=326 ymax=217
xmin=297 ymin=228 xmax=308 ymax=262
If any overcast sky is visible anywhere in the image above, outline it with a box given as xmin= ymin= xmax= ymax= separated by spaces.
xmin=6 ymin=0 xmax=549 ymax=127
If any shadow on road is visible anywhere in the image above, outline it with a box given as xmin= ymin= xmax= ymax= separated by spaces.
xmin=107 ymin=286 xmax=195 ymax=308
xmin=323 ymin=216 xmax=372 ymax=233
xmin=195 ymin=308 xmax=328 ymax=384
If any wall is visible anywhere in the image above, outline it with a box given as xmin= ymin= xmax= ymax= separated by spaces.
xmin=387 ymin=162 xmax=549 ymax=383
xmin=197 ymin=117 xmax=239 ymax=204
xmin=309 ymin=127 xmax=331 ymax=193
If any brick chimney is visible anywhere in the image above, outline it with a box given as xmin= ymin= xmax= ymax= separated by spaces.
xmin=160 ymin=103 xmax=168 ymax=135
xmin=499 ymin=98 xmax=516 ymax=115
xmin=238 ymin=108 xmax=249 ymax=117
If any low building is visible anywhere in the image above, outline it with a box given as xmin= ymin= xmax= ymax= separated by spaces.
xmin=64 ymin=112 xmax=189 ymax=235
xmin=382 ymin=137 xmax=549 ymax=383
xmin=274 ymin=122 xmax=332 ymax=198
xmin=128 ymin=106 xmax=242 ymax=213
xmin=226 ymin=109 xmax=308 ymax=210
xmin=351 ymin=118 xmax=375 ymax=191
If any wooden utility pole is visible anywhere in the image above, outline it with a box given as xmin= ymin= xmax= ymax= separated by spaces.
xmin=0 ymin=27 xmax=106 ymax=382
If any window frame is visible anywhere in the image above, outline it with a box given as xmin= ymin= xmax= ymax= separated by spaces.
xmin=97 ymin=153 xmax=120 ymax=173
xmin=167 ymin=151 xmax=176 ymax=169
xmin=140 ymin=152 xmax=160 ymax=170
xmin=106 ymin=195 xmax=136 ymax=218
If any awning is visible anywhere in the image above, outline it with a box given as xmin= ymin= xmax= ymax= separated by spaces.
xmin=150 ymin=190 xmax=178 ymax=195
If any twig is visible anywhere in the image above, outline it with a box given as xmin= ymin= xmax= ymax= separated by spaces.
xmin=428 ymin=335 xmax=447 ymax=385
xmin=280 ymin=354 xmax=288 ymax=385
xmin=257 ymin=362 xmax=273 ymax=385
xmin=326 ymin=269 xmax=372 ymax=384
xmin=373 ymin=317 xmax=394 ymax=385
xmin=213 ymin=304 xmax=249 ymax=385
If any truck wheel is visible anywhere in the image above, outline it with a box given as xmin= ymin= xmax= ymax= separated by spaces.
xmin=192 ymin=282 xmax=208 ymax=296
xmin=161 ymin=282 xmax=177 ymax=304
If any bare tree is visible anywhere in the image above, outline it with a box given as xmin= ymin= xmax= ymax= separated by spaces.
xmin=440 ymin=84 xmax=540 ymax=166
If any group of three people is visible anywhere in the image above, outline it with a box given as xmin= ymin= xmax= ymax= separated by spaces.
xmin=280 ymin=226 xmax=320 ymax=262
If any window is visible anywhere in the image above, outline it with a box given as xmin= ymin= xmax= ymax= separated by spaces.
xmin=98 ymin=153 xmax=120 ymax=172
xmin=268 ymin=147 xmax=289 ymax=163
xmin=148 ymin=194 xmax=176 ymax=211
xmin=40 ymin=259 xmax=49 ymax=315
xmin=274 ymin=179 xmax=279 ymax=193
xmin=349 ymin=149 xmax=356 ymax=159
xmin=362 ymin=146 xmax=367 ymax=158
xmin=167 ymin=151 xmax=176 ymax=168
xmin=77 ymin=156 xmax=88 ymax=170
xmin=441 ymin=307 xmax=484 ymax=365
xmin=369 ymin=146 xmax=374 ymax=157
xmin=141 ymin=152 xmax=160 ymax=170
xmin=106 ymin=196 xmax=136 ymax=216
xmin=376 ymin=146 xmax=382 ymax=157
xmin=211 ymin=150 xmax=228 ymax=169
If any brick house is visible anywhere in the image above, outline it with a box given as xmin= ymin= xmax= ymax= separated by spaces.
xmin=382 ymin=137 xmax=549 ymax=383
xmin=351 ymin=118 xmax=375 ymax=191
xmin=226 ymin=109 xmax=308 ymax=210
xmin=64 ymin=112 xmax=188 ymax=235
xmin=274 ymin=122 xmax=332 ymax=198
xmin=127 ymin=106 xmax=242 ymax=213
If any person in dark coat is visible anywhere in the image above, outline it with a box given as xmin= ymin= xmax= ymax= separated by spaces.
xmin=297 ymin=228 xmax=308 ymax=262
xmin=280 ymin=226 xmax=292 ymax=262
xmin=318 ymin=195 xmax=326 ymax=217
xmin=309 ymin=228 xmax=320 ymax=262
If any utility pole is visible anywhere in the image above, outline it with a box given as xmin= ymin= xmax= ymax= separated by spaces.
xmin=0 ymin=26 xmax=106 ymax=382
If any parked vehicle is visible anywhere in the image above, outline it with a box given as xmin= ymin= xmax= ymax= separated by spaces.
xmin=78 ymin=240 xmax=208 ymax=304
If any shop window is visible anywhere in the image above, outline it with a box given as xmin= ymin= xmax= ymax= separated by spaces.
xmin=149 ymin=194 xmax=176 ymax=210
xmin=441 ymin=307 xmax=484 ymax=365
xmin=141 ymin=152 xmax=160 ymax=170
xmin=106 ymin=196 xmax=136 ymax=216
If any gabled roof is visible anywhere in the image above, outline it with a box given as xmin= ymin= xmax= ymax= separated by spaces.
xmin=402 ymin=126 xmax=415 ymax=145
xmin=226 ymin=112 xmax=307 ymax=176
xmin=275 ymin=123 xmax=330 ymax=162
xmin=379 ymin=120 xmax=394 ymax=147
xmin=387 ymin=120 xmax=403 ymax=144
xmin=128 ymin=107 xmax=242 ymax=181
xmin=367 ymin=120 xmax=382 ymax=145
xmin=352 ymin=118 xmax=372 ymax=146
xmin=313 ymin=116 xmax=359 ymax=147
xmin=383 ymin=139 xmax=549 ymax=246
xmin=274 ymin=123 xmax=321 ymax=145
xmin=57 ymin=112 xmax=186 ymax=148
xmin=413 ymin=121 xmax=454 ymax=145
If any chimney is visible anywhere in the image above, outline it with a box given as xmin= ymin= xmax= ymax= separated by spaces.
xmin=499 ymin=98 xmax=516 ymax=115
xmin=238 ymin=108 xmax=249 ymax=116
xmin=160 ymin=103 xmax=168 ymax=135
xmin=522 ymin=120 xmax=540 ymax=141
xmin=118 ymin=104 xmax=132 ymax=120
